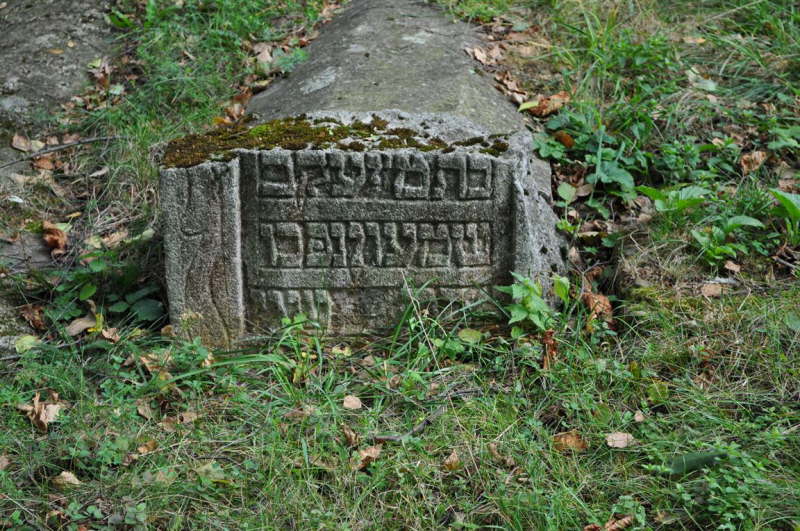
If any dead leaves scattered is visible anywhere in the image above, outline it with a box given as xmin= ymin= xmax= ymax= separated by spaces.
xmin=16 ymin=391 xmax=68 ymax=432
xmin=700 ymin=282 xmax=725 ymax=298
xmin=42 ymin=221 xmax=67 ymax=258
xmin=605 ymin=432 xmax=636 ymax=448
xmin=740 ymin=150 xmax=767 ymax=175
xmin=0 ymin=455 xmax=9 ymax=471
xmin=159 ymin=411 xmax=199 ymax=432
xmin=520 ymin=91 xmax=571 ymax=117
xmin=352 ymin=445 xmax=382 ymax=471
xmin=442 ymin=449 xmax=461 ymax=471
xmin=342 ymin=395 xmax=362 ymax=410
xmin=584 ymin=515 xmax=635 ymax=531
xmin=20 ymin=304 xmax=46 ymax=330
xmin=553 ymin=429 xmax=588 ymax=453
xmin=341 ymin=424 xmax=360 ymax=447
xmin=52 ymin=471 xmax=82 ymax=489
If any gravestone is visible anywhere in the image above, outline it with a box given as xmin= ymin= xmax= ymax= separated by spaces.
xmin=159 ymin=0 xmax=566 ymax=347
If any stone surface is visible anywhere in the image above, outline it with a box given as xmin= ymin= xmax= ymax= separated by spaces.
xmin=161 ymin=111 xmax=564 ymax=345
xmin=0 ymin=0 xmax=114 ymax=128
xmin=247 ymin=0 xmax=526 ymax=135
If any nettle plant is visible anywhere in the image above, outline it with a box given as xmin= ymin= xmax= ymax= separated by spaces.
xmin=497 ymin=272 xmax=570 ymax=334
xmin=31 ymin=248 xmax=164 ymax=335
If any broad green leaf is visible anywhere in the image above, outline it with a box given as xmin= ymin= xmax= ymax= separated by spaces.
xmin=770 ymin=189 xmax=800 ymax=223
xmin=131 ymin=299 xmax=163 ymax=321
xmin=553 ymin=275 xmax=570 ymax=305
xmin=79 ymin=283 xmax=97 ymax=301
xmin=15 ymin=335 xmax=41 ymax=354
xmin=557 ymin=182 xmax=576 ymax=203
xmin=457 ymin=328 xmax=483 ymax=344
xmin=108 ymin=301 xmax=130 ymax=313
xmin=635 ymin=185 xmax=666 ymax=202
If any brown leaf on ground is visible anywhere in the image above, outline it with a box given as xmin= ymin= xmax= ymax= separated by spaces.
xmin=353 ymin=445 xmax=382 ymax=470
xmin=159 ymin=410 xmax=198 ymax=432
xmin=0 ymin=455 xmax=9 ymax=471
xmin=343 ymin=395 xmax=362 ymax=410
xmin=553 ymin=130 xmax=575 ymax=148
xmin=634 ymin=410 xmax=646 ymax=423
xmin=136 ymin=399 xmax=154 ymax=420
xmin=740 ymin=150 xmax=767 ymax=175
xmin=33 ymin=155 xmax=56 ymax=170
xmin=20 ymin=304 xmax=46 ymax=330
xmin=66 ymin=313 xmax=97 ymax=337
xmin=138 ymin=351 xmax=173 ymax=374
xmin=253 ymin=42 xmax=273 ymax=66
xmin=700 ymin=283 xmax=724 ymax=298
xmin=341 ymin=424 xmax=360 ymax=447
xmin=442 ymin=449 xmax=461 ymax=471
xmin=137 ymin=439 xmax=158 ymax=455
xmin=584 ymin=514 xmax=635 ymax=531
xmin=284 ymin=405 xmax=316 ymax=420
xmin=488 ymin=442 xmax=516 ymax=468
xmin=604 ymin=515 xmax=635 ymax=530
xmin=521 ymin=91 xmax=571 ymax=117
xmin=723 ymin=260 xmax=741 ymax=273
xmin=605 ymin=432 xmax=636 ymax=448
xmin=101 ymin=230 xmax=128 ymax=248
xmin=52 ymin=471 xmax=82 ymax=489
xmin=99 ymin=328 xmax=119 ymax=343
xmin=16 ymin=391 xmax=68 ymax=432
xmin=553 ymin=429 xmax=588 ymax=452
xmin=541 ymin=329 xmax=558 ymax=370
xmin=11 ymin=134 xmax=32 ymax=152
xmin=42 ymin=221 xmax=67 ymax=257
xmin=582 ymin=291 xmax=613 ymax=325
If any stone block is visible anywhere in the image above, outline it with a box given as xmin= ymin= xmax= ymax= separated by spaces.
xmin=160 ymin=111 xmax=564 ymax=346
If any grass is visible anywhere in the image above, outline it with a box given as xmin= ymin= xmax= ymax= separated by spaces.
xmin=2 ymin=0 xmax=800 ymax=529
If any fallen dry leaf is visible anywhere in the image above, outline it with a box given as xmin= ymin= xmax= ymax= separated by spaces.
xmin=553 ymin=429 xmax=588 ymax=452
xmin=682 ymin=36 xmax=707 ymax=45
xmin=605 ymin=432 xmax=636 ymax=448
xmin=101 ymin=230 xmax=128 ymax=248
xmin=605 ymin=515 xmax=635 ymax=530
xmin=66 ymin=313 xmax=98 ymax=337
xmin=442 ymin=449 xmax=461 ymax=471
xmin=553 ymin=130 xmax=575 ymax=148
xmin=634 ymin=410 xmax=645 ymax=423
xmin=700 ymin=283 xmax=724 ymax=298
xmin=284 ymin=405 xmax=316 ymax=420
xmin=52 ymin=471 xmax=81 ymax=488
xmin=488 ymin=442 xmax=516 ymax=468
xmin=582 ymin=291 xmax=614 ymax=325
xmin=11 ymin=134 xmax=32 ymax=152
xmin=740 ymin=150 xmax=767 ymax=175
xmin=101 ymin=327 xmax=121 ymax=343
xmin=343 ymin=395 xmax=362 ymax=410
xmin=353 ymin=445 xmax=382 ymax=470
xmin=341 ymin=424 xmax=360 ymax=447
xmin=42 ymin=221 xmax=67 ymax=257
xmin=137 ymin=439 xmax=158 ymax=455
xmin=20 ymin=304 xmax=46 ymax=330
xmin=723 ymin=260 xmax=741 ymax=273
xmin=0 ymin=455 xmax=9 ymax=471
xmin=521 ymin=91 xmax=571 ymax=117
xmin=16 ymin=391 xmax=68 ymax=432
xmin=136 ymin=399 xmax=154 ymax=420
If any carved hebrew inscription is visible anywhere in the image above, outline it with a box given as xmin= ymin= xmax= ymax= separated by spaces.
xmin=240 ymin=149 xmax=512 ymax=333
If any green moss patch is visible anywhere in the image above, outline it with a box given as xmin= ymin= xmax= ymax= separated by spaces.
xmin=162 ymin=115 xmax=508 ymax=168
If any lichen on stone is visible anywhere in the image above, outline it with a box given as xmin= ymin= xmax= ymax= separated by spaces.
xmin=161 ymin=114 xmax=510 ymax=168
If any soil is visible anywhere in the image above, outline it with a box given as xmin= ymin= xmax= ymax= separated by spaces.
xmin=0 ymin=0 xmax=117 ymax=344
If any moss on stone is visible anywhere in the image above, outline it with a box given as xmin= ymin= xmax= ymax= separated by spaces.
xmin=162 ymin=116 xmax=510 ymax=168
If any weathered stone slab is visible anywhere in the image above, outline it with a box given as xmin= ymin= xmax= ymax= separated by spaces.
xmin=161 ymin=111 xmax=564 ymax=345
xmin=247 ymin=0 xmax=527 ymax=135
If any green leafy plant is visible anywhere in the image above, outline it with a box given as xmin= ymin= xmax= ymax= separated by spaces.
xmin=690 ymin=215 xmax=766 ymax=266
xmin=636 ymin=184 xmax=711 ymax=213
xmin=769 ymin=188 xmax=800 ymax=246
xmin=497 ymin=273 xmax=570 ymax=333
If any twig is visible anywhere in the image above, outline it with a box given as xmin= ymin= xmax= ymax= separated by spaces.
xmin=773 ymin=255 xmax=798 ymax=271
xmin=0 ymin=136 xmax=122 ymax=170
xmin=372 ymin=403 xmax=448 ymax=443
xmin=0 ymin=354 xmax=22 ymax=363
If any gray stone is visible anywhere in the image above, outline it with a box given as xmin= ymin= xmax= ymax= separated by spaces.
xmin=247 ymin=0 xmax=526 ymax=135
xmin=161 ymin=111 xmax=565 ymax=346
